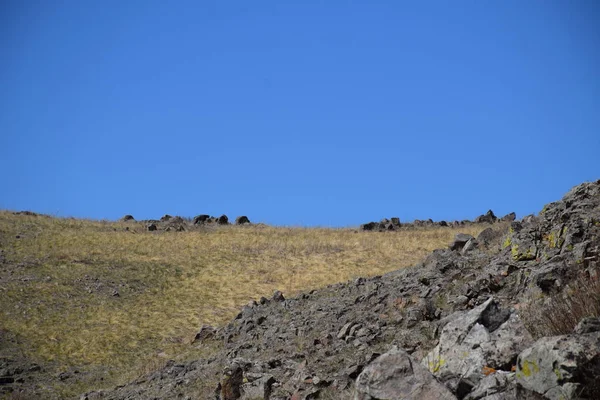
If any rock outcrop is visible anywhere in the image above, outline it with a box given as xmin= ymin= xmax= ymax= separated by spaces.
xmin=360 ymin=210 xmax=516 ymax=231
xmin=79 ymin=180 xmax=600 ymax=400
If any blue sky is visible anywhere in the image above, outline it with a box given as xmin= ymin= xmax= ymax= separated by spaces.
xmin=1 ymin=1 xmax=598 ymax=226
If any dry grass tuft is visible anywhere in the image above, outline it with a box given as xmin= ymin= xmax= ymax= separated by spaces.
xmin=0 ymin=211 xmax=487 ymax=395
xmin=521 ymin=270 xmax=600 ymax=339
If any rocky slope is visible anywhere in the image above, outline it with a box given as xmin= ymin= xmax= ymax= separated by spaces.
xmin=72 ymin=181 xmax=600 ymax=399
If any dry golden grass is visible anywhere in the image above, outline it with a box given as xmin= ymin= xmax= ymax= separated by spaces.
xmin=0 ymin=211 xmax=486 ymax=394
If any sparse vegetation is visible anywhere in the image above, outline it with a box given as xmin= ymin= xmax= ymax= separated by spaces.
xmin=521 ymin=271 xmax=600 ymax=339
xmin=0 ymin=211 xmax=487 ymax=397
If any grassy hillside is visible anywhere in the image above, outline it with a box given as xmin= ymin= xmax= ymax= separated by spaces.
xmin=0 ymin=211 xmax=488 ymax=397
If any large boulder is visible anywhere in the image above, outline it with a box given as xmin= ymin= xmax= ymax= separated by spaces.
xmin=217 ymin=215 xmax=229 ymax=225
xmin=423 ymin=298 xmax=533 ymax=394
xmin=120 ymin=215 xmax=135 ymax=222
xmin=515 ymin=331 xmax=600 ymax=399
xmin=355 ymin=347 xmax=457 ymax=400
xmin=477 ymin=227 xmax=503 ymax=247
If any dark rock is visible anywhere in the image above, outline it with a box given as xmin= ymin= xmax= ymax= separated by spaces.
xmin=219 ymin=363 xmax=244 ymax=400
xmin=147 ymin=223 xmax=157 ymax=231
xmin=390 ymin=217 xmax=400 ymax=226
xmin=193 ymin=214 xmax=211 ymax=224
xmin=13 ymin=211 xmax=38 ymax=216
xmin=235 ymin=216 xmax=251 ymax=225
xmin=501 ymin=212 xmax=517 ymax=222
xmin=121 ymin=215 xmax=135 ymax=222
xmin=360 ymin=222 xmax=378 ymax=231
xmin=272 ymin=291 xmax=285 ymax=302
xmin=476 ymin=210 xmax=498 ymax=224
xmin=193 ymin=325 xmax=216 ymax=343
xmin=574 ymin=317 xmax=600 ymax=334
xmin=160 ymin=214 xmax=173 ymax=222
xmin=217 ymin=215 xmax=229 ymax=225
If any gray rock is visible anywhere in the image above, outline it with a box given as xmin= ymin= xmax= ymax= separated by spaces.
xmin=240 ymin=374 xmax=275 ymax=400
xmin=515 ymin=331 xmax=600 ymax=399
xmin=462 ymin=238 xmax=479 ymax=254
xmin=147 ymin=223 xmax=157 ymax=231
xmin=450 ymin=233 xmax=475 ymax=251
xmin=121 ymin=215 xmax=135 ymax=222
xmin=477 ymin=228 xmax=502 ymax=246
xmin=391 ymin=217 xmax=400 ymax=226
xmin=423 ymin=298 xmax=531 ymax=388
xmin=355 ymin=347 xmax=457 ymax=400
xmin=465 ymin=372 xmax=516 ymax=400
xmin=160 ymin=214 xmax=172 ymax=222
xmin=573 ymin=317 xmax=600 ymax=334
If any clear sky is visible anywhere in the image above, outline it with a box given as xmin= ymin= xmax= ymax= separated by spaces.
xmin=1 ymin=1 xmax=599 ymax=226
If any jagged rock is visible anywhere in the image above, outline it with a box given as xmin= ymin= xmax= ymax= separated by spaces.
xmin=147 ymin=223 xmax=157 ymax=231
xmin=192 ymin=325 xmax=216 ymax=343
xmin=574 ymin=317 xmax=600 ymax=334
xmin=531 ymin=260 xmax=568 ymax=293
xmin=217 ymin=215 xmax=229 ymax=225
xmin=449 ymin=233 xmax=475 ymax=251
xmin=241 ymin=374 xmax=276 ymax=400
xmin=235 ymin=216 xmax=251 ymax=225
xmin=515 ymin=331 xmax=600 ymax=400
xmin=121 ymin=215 xmax=135 ymax=222
xmin=462 ymin=238 xmax=479 ymax=254
xmin=272 ymin=290 xmax=285 ymax=302
xmin=423 ymin=298 xmax=532 ymax=389
xmin=160 ymin=214 xmax=172 ymax=222
xmin=391 ymin=217 xmax=400 ymax=226
xmin=355 ymin=347 xmax=457 ymax=400
xmin=219 ymin=363 xmax=244 ymax=400
xmin=464 ymin=371 xmax=516 ymax=400
xmin=476 ymin=210 xmax=498 ymax=224
xmin=501 ymin=212 xmax=517 ymax=222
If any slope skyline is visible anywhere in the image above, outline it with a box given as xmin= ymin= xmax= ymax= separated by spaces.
xmin=1 ymin=1 xmax=599 ymax=226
